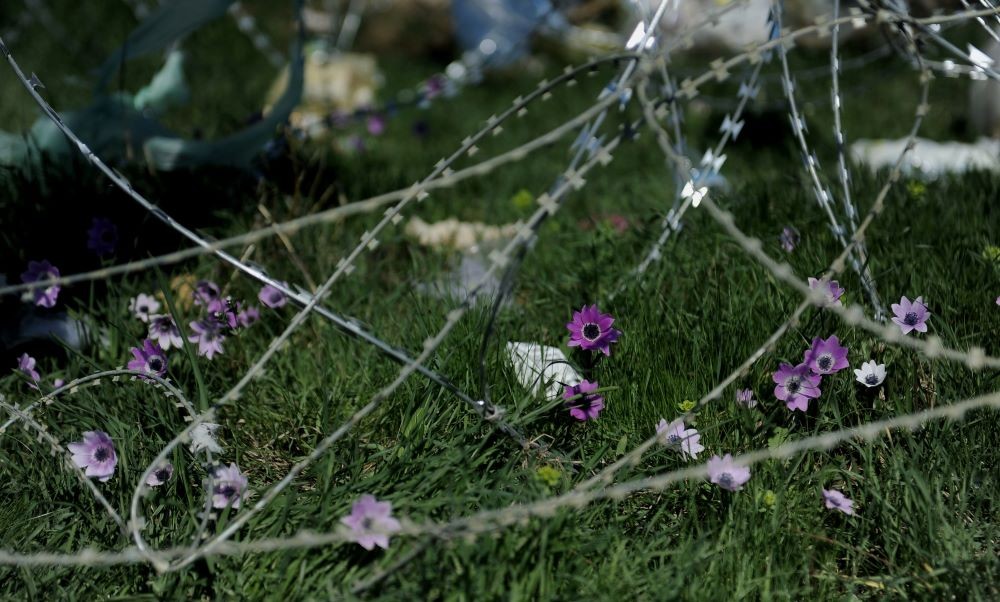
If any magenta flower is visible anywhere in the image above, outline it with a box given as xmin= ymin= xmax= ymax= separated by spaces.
xmin=891 ymin=296 xmax=930 ymax=335
xmin=341 ymin=494 xmax=402 ymax=551
xmin=193 ymin=280 xmax=220 ymax=307
xmin=367 ymin=114 xmax=386 ymax=136
xmin=735 ymin=388 xmax=757 ymax=408
xmin=566 ymin=304 xmax=621 ymax=356
xmin=779 ymin=227 xmax=799 ymax=253
xmin=258 ymin=283 xmax=288 ymax=309
xmin=211 ymin=463 xmax=248 ymax=509
xmin=807 ymin=277 xmax=845 ymax=306
xmin=773 ymin=362 xmax=822 ymax=412
xmin=146 ymin=462 xmax=174 ymax=487
xmin=822 ymin=488 xmax=855 ymax=515
xmin=16 ymin=353 xmax=40 ymax=388
xmin=148 ymin=315 xmax=183 ymax=350
xmin=86 ymin=217 xmax=118 ymax=257
xmin=188 ymin=319 xmax=225 ymax=359
xmin=67 ymin=431 xmax=117 ymax=482
xmin=656 ymin=418 xmax=705 ymax=459
xmin=129 ymin=293 xmax=161 ymax=323
xmin=707 ymin=453 xmax=751 ymax=491
xmin=562 ymin=380 xmax=605 ymax=421
xmin=803 ymin=335 xmax=849 ymax=375
xmin=20 ymin=260 xmax=61 ymax=308
xmin=127 ymin=339 xmax=168 ymax=377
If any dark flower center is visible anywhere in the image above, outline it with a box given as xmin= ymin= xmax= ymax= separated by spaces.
xmin=362 ymin=517 xmax=374 ymax=530
xmin=138 ymin=304 xmax=148 ymax=313
xmin=667 ymin=434 xmax=681 ymax=445
xmin=785 ymin=377 xmax=802 ymax=394
xmin=94 ymin=447 xmax=109 ymax=462
xmin=582 ymin=323 xmax=601 ymax=341
xmin=718 ymin=473 xmax=733 ymax=488
xmin=148 ymin=357 xmax=164 ymax=372
xmin=155 ymin=469 xmax=171 ymax=483
xmin=817 ymin=355 xmax=832 ymax=371
xmin=217 ymin=484 xmax=236 ymax=498
xmin=903 ymin=312 xmax=919 ymax=326
xmin=865 ymin=374 xmax=879 ymax=385
xmin=268 ymin=291 xmax=283 ymax=303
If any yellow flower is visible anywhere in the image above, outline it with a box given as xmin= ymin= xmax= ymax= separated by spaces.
xmin=511 ymin=189 xmax=534 ymax=211
xmin=906 ymin=180 xmax=926 ymax=200
xmin=677 ymin=399 xmax=697 ymax=413
xmin=982 ymin=245 xmax=1000 ymax=263
xmin=536 ymin=466 xmax=561 ymax=488
xmin=762 ymin=490 xmax=777 ymax=507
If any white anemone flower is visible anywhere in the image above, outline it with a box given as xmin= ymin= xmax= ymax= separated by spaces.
xmin=853 ymin=360 xmax=886 ymax=388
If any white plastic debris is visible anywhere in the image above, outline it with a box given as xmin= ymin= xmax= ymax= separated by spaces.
xmin=189 ymin=422 xmax=223 ymax=454
xmin=849 ymin=137 xmax=1000 ymax=178
xmin=405 ymin=216 xmax=519 ymax=252
xmin=506 ymin=342 xmax=581 ymax=400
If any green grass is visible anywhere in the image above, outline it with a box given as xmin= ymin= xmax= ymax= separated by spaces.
xmin=1 ymin=4 xmax=1000 ymax=599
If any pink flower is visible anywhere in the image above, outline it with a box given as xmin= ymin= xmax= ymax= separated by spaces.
xmin=807 ymin=277 xmax=845 ymax=307
xmin=211 ymin=463 xmax=248 ymax=509
xmin=803 ymin=335 xmax=849 ymax=376
xmin=707 ymin=454 xmax=751 ymax=491
xmin=341 ymin=494 xmax=402 ymax=550
xmin=566 ymin=304 xmax=621 ymax=356
xmin=890 ymin=296 xmax=930 ymax=335
xmin=772 ymin=362 xmax=822 ymax=412
xmin=67 ymin=431 xmax=117 ymax=482
xmin=562 ymin=380 xmax=605 ymax=421
xmin=822 ymin=488 xmax=855 ymax=515
xmin=656 ymin=418 xmax=705 ymax=459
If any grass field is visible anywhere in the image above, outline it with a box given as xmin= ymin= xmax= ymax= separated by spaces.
xmin=1 ymin=2 xmax=1000 ymax=599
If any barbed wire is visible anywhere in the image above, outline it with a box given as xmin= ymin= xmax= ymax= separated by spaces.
xmin=0 ymin=0 xmax=998 ymax=586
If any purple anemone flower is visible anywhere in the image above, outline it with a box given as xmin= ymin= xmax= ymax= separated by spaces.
xmin=822 ymin=488 xmax=855 ymax=515
xmin=656 ymin=418 xmax=705 ymax=459
xmin=146 ymin=462 xmax=174 ymax=487
xmin=129 ymin=293 xmax=161 ymax=323
xmin=211 ymin=463 xmax=248 ymax=509
xmin=67 ymin=431 xmax=117 ymax=482
xmin=341 ymin=494 xmax=402 ymax=551
xmin=20 ymin=260 xmax=61 ymax=308
xmin=367 ymin=114 xmax=386 ymax=136
xmin=566 ymin=304 xmax=621 ymax=356
xmin=807 ymin=277 xmax=845 ymax=307
xmin=707 ymin=453 xmax=751 ymax=491
xmin=127 ymin=339 xmax=168 ymax=377
xmin=192 ymin=280 xmax=221 ymax=307
xmin=803 ymin=335 xmax=849 ymax=376
xmin=779 ymin=227 xmax=799 ymax=253
xmin=188 ymin=319 xmax=225 ymax=359
xmin=86 ymin=217 xmax=118 ymax=257
xmin=148 ymin=315 xmax=183 ymax=351
xmin=17 ymin=353 xmax=40 ymax=388
xmin=772 ymin=362 xmax=822 ymax=412
xmin=562 ymin=380 xmax=605 ymax=421
xmin=891 ymin=296 xmax=930 ymax=335
xmin=207 ymin=297 xmax=240 ymax=331
xmin=258 ymin=283 xmax=288 ymax=309
xmin=237 ymin=305 xmax=260 ymax=327
xmin=735 ymin=388 xmax=757 ymax=408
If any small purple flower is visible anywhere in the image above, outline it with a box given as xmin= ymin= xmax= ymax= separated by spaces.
xmin=20 ymin=260 xmax=61 ymax=308
xmin=17 ymin=353 xmax=40 ymax=388
xmin=773 ymin=362 xmax=822 ymax=412
xmin=192 ymin=280 xmax=220 ymax=307
xmin=822 ymin=488 xmax=855 ymax=515
xmin=146 ymin=462 xmax=174 ymax=487
xmin=86 ymin=217 xmax=118 ymax=257
xmin=53 ymin=378 xmax=65 ymax=388
xmin=707 ymin=453 xmax=751 ymax=491
xmin=67 ymin=431 xmax=117 ymax=482
xmin=807 ymin=277 xmax=845 ymax=307
xmin=562 ymin=380 xmax=605 ymax=421
xmin=237 ymin=305 xmax=260 ymax=327
xmin=341 ymin=494 xmax=402 ymax=551
xmin=148 ymin=315 xmax=183 ymax=350
xmin=656 ymin=418 xmax=705 ymax=459
xmin=566 ymin=304 xmax=621 ymax=356
xmin=207 ymin=297 xmax=240 ymax=331
xmin=804 ymin=335 xmax=849 ymax=375
xmin=258 ymin=283 xmax=288 ymax=309
xmin=211 ymin=463 xmax=248 ymax=509
xmin=735 ymin=388 xmax=757 ymax=409
xmin=129 ymin=293 xmax=161 ymax=323
xmin=127 ymin=339 xmax=168 ymax=377
xmin=891 ymin=296 xmax=930 ymax=335
xmin=779 ymin=227 xmax=800 ymax=253
xmin=188 ymin=319 xmax=225 ymax=359
xmin=367 ymin=114 xmax=386 ymax=136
